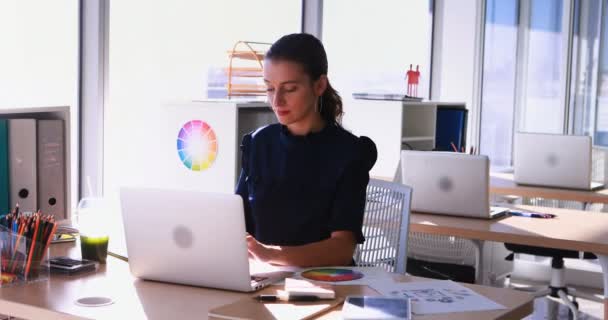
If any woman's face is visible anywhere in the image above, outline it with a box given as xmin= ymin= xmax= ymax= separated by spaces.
xmin=263 ymin=59 xmax=325 ymax=129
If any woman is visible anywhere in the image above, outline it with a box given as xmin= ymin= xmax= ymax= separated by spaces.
xmin=236 ymin=33 xmax=377 ymax=267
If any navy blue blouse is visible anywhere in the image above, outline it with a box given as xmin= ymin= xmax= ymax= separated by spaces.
xmin=235 ymin=123 xmax=377 ymax=246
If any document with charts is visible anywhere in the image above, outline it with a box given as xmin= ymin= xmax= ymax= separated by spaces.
xmin=370 ymin=280 xmax=506 ymax=315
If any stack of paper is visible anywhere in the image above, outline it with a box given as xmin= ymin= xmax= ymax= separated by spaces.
xmin=370 ymin=280 xmax=506 ymax=315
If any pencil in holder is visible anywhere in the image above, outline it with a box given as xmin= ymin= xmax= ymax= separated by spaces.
xmin=0 ymin=222 xmax=53 ymax=286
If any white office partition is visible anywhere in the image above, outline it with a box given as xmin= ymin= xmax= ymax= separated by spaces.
xmin=160 ymin=100 xmax=274 ymax=194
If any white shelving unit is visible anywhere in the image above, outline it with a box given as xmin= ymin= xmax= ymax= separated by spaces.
xmin=162 ymin=100 xmax=276 ymax=193
xmin=402 ymin=136 xmax=435 ymax=142
xmin=401 ymin=101 xmax=466 ymax=151
xmin=342 ymin=99 xmax=466 ymax=179
xmin=401 ymin=102 xmax=437 ymax=151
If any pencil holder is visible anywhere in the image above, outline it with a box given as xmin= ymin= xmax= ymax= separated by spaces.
xmin=0 ymin=224 xmax=50 ymax=287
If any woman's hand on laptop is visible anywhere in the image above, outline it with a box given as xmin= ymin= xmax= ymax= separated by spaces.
xmin=246 ymin=234 xmax=273 ymax=262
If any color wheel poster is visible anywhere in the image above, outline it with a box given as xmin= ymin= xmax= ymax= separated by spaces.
xmin=295 ymin=267 xmax=394 ymax=286
xmin=177 ymin=120 xmax=218 ymax=172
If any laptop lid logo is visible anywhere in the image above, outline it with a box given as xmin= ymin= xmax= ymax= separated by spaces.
xmin=173 ymin=225 xmax=194 ymax=249
xmin=438 ymin=176 xmax=454 ymax=192
xmin=546 ymin=153 xmax=559 ymax=167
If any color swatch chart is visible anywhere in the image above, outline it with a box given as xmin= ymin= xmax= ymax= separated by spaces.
xmin=176 ymin=120 xmax=218 ymax=171
xmin=301 ymin=268 xmax=365 ymax=282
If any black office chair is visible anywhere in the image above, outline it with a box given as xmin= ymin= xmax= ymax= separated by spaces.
xmin=504 ymin=243 xmax=601 ymax=319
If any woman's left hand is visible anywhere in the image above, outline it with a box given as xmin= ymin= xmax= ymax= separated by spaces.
xmin=246 ymin=234 xmax=272 ymax=262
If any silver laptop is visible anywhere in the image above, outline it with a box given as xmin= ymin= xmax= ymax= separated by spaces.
xmin=120 ymin=187 xmax=291 ymax=292
xmin=513 ymin=132 xmax=604 ymax=190
xmin=400 ymin=150 xmax=508 ymax=219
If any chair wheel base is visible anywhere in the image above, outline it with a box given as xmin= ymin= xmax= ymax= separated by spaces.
xmin=567 ymin=300 xmax=579 ymax=320
xmin=549 ymin=286 xmax=569 ymax=298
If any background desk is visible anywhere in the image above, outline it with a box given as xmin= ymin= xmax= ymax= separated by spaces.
xmin=0 ymin=242 xmax=532 ymax=320
xmin=410 ymin=205 xmax=608 ymax=319
xmin=490 ymin=172 xmax=608 ymax=205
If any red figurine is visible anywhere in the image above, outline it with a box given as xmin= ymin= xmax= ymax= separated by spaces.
xmin=405 ymin=64 xmax=421 ymax=97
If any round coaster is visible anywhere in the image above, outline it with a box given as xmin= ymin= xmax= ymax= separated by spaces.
xmin=75 ymin=296 xmax=114 ymax=307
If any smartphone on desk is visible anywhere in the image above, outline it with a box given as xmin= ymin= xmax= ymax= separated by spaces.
xmin=48 ymin=257 xmax=99 ymax=275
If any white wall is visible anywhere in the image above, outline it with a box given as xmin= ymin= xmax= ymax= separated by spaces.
xmin=0 ymin=1 xmax=80 ymax=209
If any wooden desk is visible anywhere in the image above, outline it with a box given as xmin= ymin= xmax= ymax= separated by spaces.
xmin=0 ymin=243 xmax=533 ymax=320
xmin=410 ymin=204 xmax=608 ymax=319
xmin=490 ymin=172 xmax=608 ymax=204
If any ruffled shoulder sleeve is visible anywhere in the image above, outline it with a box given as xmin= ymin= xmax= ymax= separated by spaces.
xmin=327 ymin=135 xmax=377 ymax=244
xmin=357 ymin=136 xmax=377 ymax=172
xmin=239 ymin=133 xmax=253 ymax=175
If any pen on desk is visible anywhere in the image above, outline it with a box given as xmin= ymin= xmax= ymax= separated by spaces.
xmin=254 ymin=294 xmax=322 ymax=302
xmin=509 ymin=211 xmax=555 ymax=219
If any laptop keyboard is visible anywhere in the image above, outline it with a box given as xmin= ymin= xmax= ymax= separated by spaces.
xmin=250 ymin=275 xmax=268 ymax=285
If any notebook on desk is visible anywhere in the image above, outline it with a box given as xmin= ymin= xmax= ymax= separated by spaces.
xmin=120 ymin=187 xmax=291 ymax=292
xmin=400 ymin=150 xmax=508 ymax=219
xmin=513 ymin=132 xmax=604 ymax=191
xmin=208 ymin=285 xmax=376 ymax=320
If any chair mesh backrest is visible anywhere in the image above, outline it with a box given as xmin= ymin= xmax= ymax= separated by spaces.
xmin=407 ymin=232 xmax=477 ymax=265
xmin=353 ymin=179 xmax=412 ymax=274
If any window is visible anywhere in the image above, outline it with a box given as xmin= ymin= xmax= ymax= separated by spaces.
xmin=581 ymin=0 xmax=608 ymax=146
xmin=0 ymin=1 xmax=79 ymax=206
xmin=479 ymin=0 xmax=519 ymax=168
xmin=105 ymin=1 xmax=301 ymax=195
xmin=322 ymin=0 xmax=433 ymax=101
xmin=570 ymin=0 xmax=607 ymax=181
xmin=517 ymin=0 xmax=568 ymax=134
xmin=479 ymin=0 xmax=571 ymax=168
xmin=105 ymin=1 xmax=301 ymax=255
